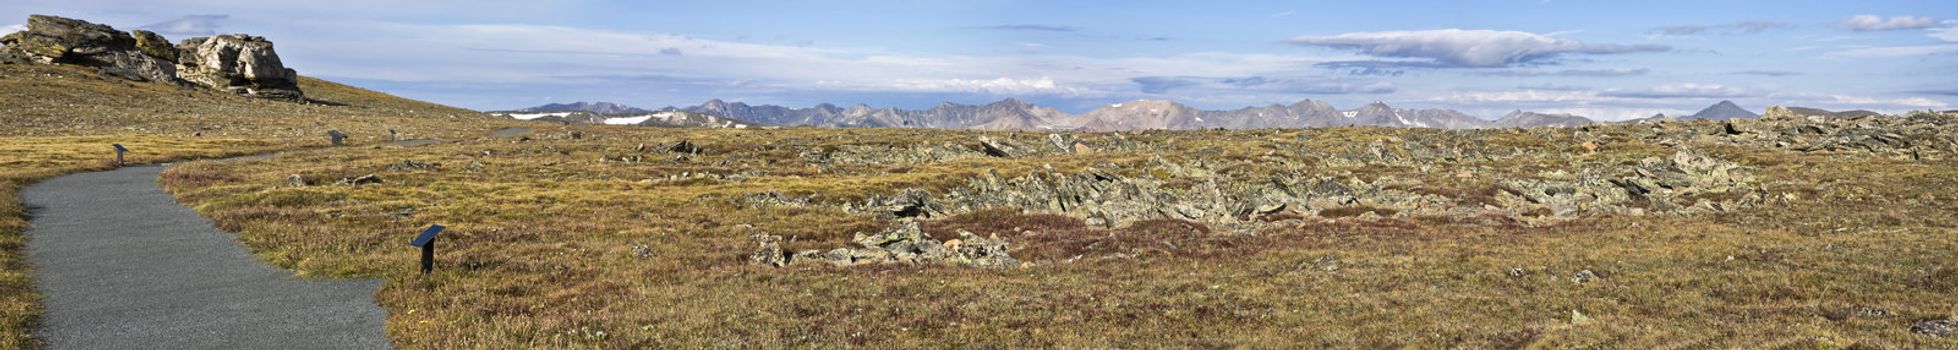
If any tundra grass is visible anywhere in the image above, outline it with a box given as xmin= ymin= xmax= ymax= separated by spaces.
xmin=157 ymin=123 xmax=1958 ymax=349
xmin=0 ymin=63 xmax=521 ymax=349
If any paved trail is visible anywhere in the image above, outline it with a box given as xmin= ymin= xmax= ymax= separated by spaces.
xmin=23 ymin=166 xmax=391 ymax=349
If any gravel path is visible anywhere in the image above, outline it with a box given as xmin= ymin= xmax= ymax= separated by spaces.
xmin=23 ymin=165 xmax=391 ymax=349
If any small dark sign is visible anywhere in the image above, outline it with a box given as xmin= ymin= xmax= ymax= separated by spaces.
xmin=411 ymin=225 xmax=445 ymax=247
xmin=112 ymin=144 xmax=127 ymax=165
xmin=411 ymin=224 xmax=445 ymax=275
xmin=329 ymin=130 xmax=348 ymax=146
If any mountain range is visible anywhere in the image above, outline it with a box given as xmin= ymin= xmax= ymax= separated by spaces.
xmin=519 ymin=102 xmax=650 ymax=115
xmin=666 ymin=98 xmax=1585 ymax=131
xmin=501 ymin=98 xmax=1837 ymax=131
xmin=491 ymin=110 xmax=758 ymax=129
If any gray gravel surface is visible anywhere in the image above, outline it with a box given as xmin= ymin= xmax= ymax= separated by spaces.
xmin=23 ymin=165 xmax=390 ymax=349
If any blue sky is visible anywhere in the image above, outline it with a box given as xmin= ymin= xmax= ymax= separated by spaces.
xmin=4 ymin=0 xmax=1955 ymax=119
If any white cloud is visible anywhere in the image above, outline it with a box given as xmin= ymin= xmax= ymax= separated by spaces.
xmin=1826 ymin=44 xmax=1958 ymax=58
xmin=1287 ymin=29 xmax=1669 ymax=67
xmin=825 ymin=77 xmax=1088 ymax=95
xmin=264 ymin=20 xmax=1361 ymax=104
xmin=1770 ymin=93 xmax=1948 ymax=109
xmin=1600 ymin=83 xmax=1747 ymax=99
xmin=1934 ymin=26 xmax=1958 ymax=42
xmin=1646 ymin=21 xmax=1790 ymax=37
xmin=1477 ymin=68 xmax=1648 ymax=77
xmin=1842 ymin=15 xmax=1945 ymax=31
xmin=137 ymin=14 xmax=227 ymax=37
xmin=1430 ymin=89 xmax=1598 ymax=103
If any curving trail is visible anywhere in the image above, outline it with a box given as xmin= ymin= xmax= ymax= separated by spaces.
xmin=23 ymin=167 xmax=392 ymax=348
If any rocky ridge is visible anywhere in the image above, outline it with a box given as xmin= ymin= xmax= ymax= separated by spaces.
xmin=745 ymin=109 xmax=1957 ymax=263
xmin=1 ymin=15 xmax=302 ymax=100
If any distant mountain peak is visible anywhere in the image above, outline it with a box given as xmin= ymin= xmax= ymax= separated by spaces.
xmin=1686 ymin=100 xmax=1759 ymax=120
xmin=519 ymin=101 xmax=648 ymax=115
xmin=991 ymin=98 xmax=1031 ymax=108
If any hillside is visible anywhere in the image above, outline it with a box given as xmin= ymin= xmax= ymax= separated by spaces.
xmin=0 ymin=61 xmax=527 ymax=349
xmin=6 ymin=13 xmax=1958 ymax=349
xmin=151 ymin=106 xmax=1958 ymax=348
xmin=11 ymin=52 xmax=1958 ymax=347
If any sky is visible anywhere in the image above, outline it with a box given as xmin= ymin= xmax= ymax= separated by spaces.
xmin=3 ymin=0 xmax=1956 ymax=120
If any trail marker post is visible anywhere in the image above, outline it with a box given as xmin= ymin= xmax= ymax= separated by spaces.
xmin=410 ymin=225 xmax=445 ymax=275
xmin=388 ymin=129 xmax=398 ymax=142
xmin=111 ymin=144 xmax=127 ymax=165
xmin=329 ymin=130 xmax=347 ymax=146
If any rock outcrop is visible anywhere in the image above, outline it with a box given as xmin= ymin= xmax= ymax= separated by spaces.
xmin=750 ymin=221 xmax=1023 ymax=268
xmin=174 ymin=34 xmax=302 ymax=100
xmin=1 ymin=15 xmax=179 ymax=83
xmin=0 ymin=15 xmax=302 ymax=100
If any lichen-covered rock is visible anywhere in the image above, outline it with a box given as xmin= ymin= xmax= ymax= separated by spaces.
xmin=1913 ymin=319 xmax=1957 ymax=337
xmin=943 ymin=230 xmax=1019 ymax=268
xmin=384 ymin=160 xmax=442 ymax=171
xmin=749 ymin=234 xmax=786 ymax=267
xmin=1 ymin=15 xmax=126 ymax=61
xmin=130 ymin=29 xmax=176 ymax=61
xmin=752 ymin=221 xmax=1020 ymax=269
xmin=0 ymin=49 xmax=23 ymax=64
xmin=978 ymin=135 xmax=1017 ymax=157
xmin=175 ymin=34 xmax=303 ymax=100
xmin=0 ymin=15 xmax=180 ymax=83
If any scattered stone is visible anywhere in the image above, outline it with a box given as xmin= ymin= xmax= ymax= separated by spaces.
xmin=943 ymin=230 xmax=1019 ymax=268
xmin=284 ymin=174 xmax=309 ymax=187
xmin=1570 ymin=310 xmax=1592 ymax=325
xmin=384 ymin=160 xmax=441 ymax=171
xmin=1507 ymin=267 xmax=1526 ymax=277
xmin=750 ymin=221 xmax=1020 ymax=269
xmin=1571 ymin=270 xmax=1596 ymax=283
xmin=734 ymin=191 xmax=809 ymax=209
xmin=1912 ymin=319 xmax=1958 ymax=337
xmin=336 ymin=174 xmax=382 ymax=186
xmin=1047 ymin=134 xmax=1070 ymax=153
xmin=630 ymin=244 xmax=654 ymax=259
xmin=1854 ymin=306 xmax=1890 ymax=318
xmin=1309 ymin=254 xmax=1340 ymax=273
xmin=749 ymin=234 xmax=786 ymax=267
xmin=979 ymin=136 xmax=1015 ymax=157
xmin=668 ymin=140 xmax=702 ymax=154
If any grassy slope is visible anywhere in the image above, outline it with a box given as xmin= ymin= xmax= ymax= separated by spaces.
xmin=0 ymin=62 xmax=526 ymax=349
xmin=158 ymin=122 xmax=1958 ymax=348
xmin=4 ymin=60 xmax=1955 ymax=348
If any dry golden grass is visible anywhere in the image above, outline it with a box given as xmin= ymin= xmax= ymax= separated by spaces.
xmin=6 ymin=60 xmax=1957 ymax=348
xmin=0 ymin=62 xmax=524 ymax=349
xmin=154 ymin=121 xmax=1958 ymax=348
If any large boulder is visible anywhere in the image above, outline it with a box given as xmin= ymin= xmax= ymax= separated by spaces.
xmin=0 ymin=15 xmax=179 ymax=83
xmin=175 ymin=34 xmax=303 ymax=100
xmin=0 ymin=14 xmax=305 ymax=100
